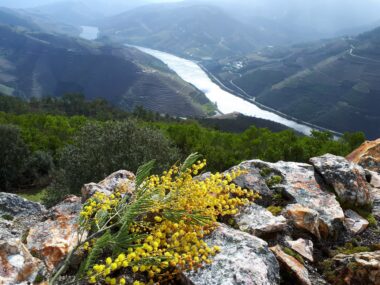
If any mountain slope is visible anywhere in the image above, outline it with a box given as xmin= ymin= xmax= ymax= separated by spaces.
xmin=100 ymin=3 xmax=263 ymax=59
xmin=0 ymin=25 xmax=211 ymax=116
xmin=221 ymin=28 xmax=380 ymax=138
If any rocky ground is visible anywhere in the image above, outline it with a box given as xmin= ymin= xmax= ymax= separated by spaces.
xmin=1 ymin=140 xmax=380 ymax=285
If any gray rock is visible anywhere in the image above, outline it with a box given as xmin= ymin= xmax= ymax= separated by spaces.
xmin=367 ymin=171 xmax=380 ymax=218
xmin=81 ymin=170 xmax=135 ymax=202
xmin=235 ymin=203 xmax=287 ymax=236
xmin=344 ymin=209 xmax=369 ymax=235
xmin=229 ymin=162 xmax=273 ymax=199
xmin=285 ymin=238 xmax=314 ymax=262
xmin=271 ymin=245 xmax=312 ymax=285
xmin=232 ymin=160 xmax=344 ymax=238
xmin=310 ymin=154 xmax=373 ymax=207
xmin=0 ymin=192 xmax=46 ymax=217
xmin=330 ymin=251 xmax=380 ymax=285
xmin=182 ymin=224 xmax=280 ymax=285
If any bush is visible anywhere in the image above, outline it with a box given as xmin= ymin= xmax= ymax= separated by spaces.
xmin=47 ymin=120 xmax=180 ymax=204
xmin=0 ymin=124 xmax=30 ymax=191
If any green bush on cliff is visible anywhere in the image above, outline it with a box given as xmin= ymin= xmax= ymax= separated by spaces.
xmin=44 ymin=120 xmax=180 ymax=205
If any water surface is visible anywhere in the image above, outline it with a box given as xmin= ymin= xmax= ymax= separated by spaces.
xmin=133 ymin=46 xmax=314 ymax=135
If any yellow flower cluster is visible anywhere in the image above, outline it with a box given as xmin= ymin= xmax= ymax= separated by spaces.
xmin=80 ymin=192 xmax=120 ymax=220
xmin=84 ymin=159 xmax=256 ymax=284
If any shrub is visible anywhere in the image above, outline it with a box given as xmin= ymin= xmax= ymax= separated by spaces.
xmin=0 ymin=124 xmax=30 ymax=191
xmin=47 ymin=120 xmax=180 ymax=204
xmin=51 ymin=154 xmax=256 ymax=284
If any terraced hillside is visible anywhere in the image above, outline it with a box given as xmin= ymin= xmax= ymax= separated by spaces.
xmin=213 ymin=29 xmax=380 ymax=138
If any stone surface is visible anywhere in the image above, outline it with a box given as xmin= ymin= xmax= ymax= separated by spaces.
xmin=182 ymin=224 xmax=280 ymax=285
xmin=285 ymin=238 xmax=314 ymax=262
xmin=310 ymin=154 xmax=373 ymax=207
xmin=230 ymin=163 xmax=273 ymax=200
xmin=344 ymin=209 xmax=369 ymax=235
xmin=330 ymin=251 xmax=380 ymax=285
xmin=26 ymin=195 xmax=83 ymax=271
xmin=0 ymin=239 xmax=43 ymax=284
xmin=284 ymin=204 xmax=323 ymax=239
xmin=368 ymin=171 xmax=380 ymax=218
xmin=235 ymin=203 xmax=287 ymax=236
xmin=270 ymin=245 xmax=312 ymax=285
xmin=347 ymin=139 xmax=380 ymax=173
xmin=233 ymin=160 xmax=344 ymax=238
xmin=0 ymin=192 xmax=46 ymax=217
xmin=81 ymin=170 xmax=135 ymax=202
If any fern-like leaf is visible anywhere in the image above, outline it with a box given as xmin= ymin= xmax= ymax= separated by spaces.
xmin=77 ymin=231 xmax=112 ymax=277
xmin=180 ymin=153 xmax=202 ymax=173
xmin=135 ymin=159 xmax=156 ymax=187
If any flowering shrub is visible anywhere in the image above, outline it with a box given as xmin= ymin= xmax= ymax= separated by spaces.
xmin=51 ymin=154 xmax=257 ymax=285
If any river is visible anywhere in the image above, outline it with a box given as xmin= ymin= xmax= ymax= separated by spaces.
xmin=132 ymin=46 xmax=314 ymax=135
xmin=78 ymin=27 xmax=314 ymax=135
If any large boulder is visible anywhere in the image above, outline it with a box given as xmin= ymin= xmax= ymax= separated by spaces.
xmin=310 ymin=154 xmax=373 ymax=207
xmin=182 ymin=224 xmax=280 ymax=285
xmin=347 ymin=139 xmax=380 ymax=173
xmin=81 ymin=170 xmax=135 ymax=202
xmin=0 ymin=239 xmax=43 ymax=284
xmin=26 ymin=195 xmax=83 ymax=271
xmin=235 ymin=203 xmax=287 ymax=237
xmin=328 ymin=251 xmax=380 ymax=285
xmin=232 ymin=160 xmax=344 ymax=238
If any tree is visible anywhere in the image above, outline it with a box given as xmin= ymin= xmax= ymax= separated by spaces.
xmin=46 ymin=120 xmax=180 ymax=204
xmin=0 ymin=124 xmax=30 ymax=191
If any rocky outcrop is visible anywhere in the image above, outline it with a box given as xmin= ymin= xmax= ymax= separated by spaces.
xmin=182 ymin=224 xmax=280 ymax=285
xmin=310 ymin=154 xmax=373 ymax=207
xmin=81 ymin=170 xmax=135 ymax=202
xmin=0 ymin=192 xmax=46 ymax=217
xmin=347 ymin=139 xmax=380 ymax=173
xmin=233 ymin=160 xmax=345 ymax=238
xmin=344 ymin=210 xmax=369 ymax=235
xmin=368 ymin=171 xmax=380 ymax=218
xmin=26 ymin=196 xmax=83 ymax=271
xmin=270 ymin=245 xmax=312 ymax=285
xmin=0 ymin=239 xmax=43 ymax=284
xmin=328 ymin=251 xmax=380 ymax=285
xmin=285 ymin=238 xmax=314 ymax=262
xmin=235 ymin=203 xmax=287 ymax=237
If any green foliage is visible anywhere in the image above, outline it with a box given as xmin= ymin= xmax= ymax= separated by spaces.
xmin=1 ymin=214 xmax=14 ymax=221
xmin=283 ymin=247 xmax=304 ymax=264
xmin=265 ymin=175 xmax=283 ymax=188
xmin=366 ymin=214 xmax=378 ymax=228
xmin=48 ymin=120 xmax=180 ymax=203
xmin=155 ymin=122 xmax=358 ymax=171
xmin=266 ymin=205 xmax=283 ymax=216
xmin=331 ymin=242 xmax=371 ymax=256
xmin=0 ymin=124 xmax=30 ymax=191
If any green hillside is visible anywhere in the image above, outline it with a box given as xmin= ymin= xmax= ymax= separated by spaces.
xmin=214 ymin=29 xmax=380 ymax=139
xmin=0 ymin=25 xmax=212 ymax=116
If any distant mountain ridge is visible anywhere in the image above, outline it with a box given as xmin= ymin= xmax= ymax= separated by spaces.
xmin=99 ymin=3 xmax=265 ymax=59
xmin=0 ymin=16 xmax=211 ymax=117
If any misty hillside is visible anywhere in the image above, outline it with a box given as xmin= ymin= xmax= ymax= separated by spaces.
xmin=215 ymin=27 xmax=380 ymax=138
xmin=0 ymin=24 xmax=211 ymax=116
xmin=100 ymin=3 xmax=264 ymax=59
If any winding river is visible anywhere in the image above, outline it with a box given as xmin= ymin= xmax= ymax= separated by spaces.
xmin=133 ymin=46 xmax=314 ymax=135
xmin=78 ymin=27 xmax=315 ymax=135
